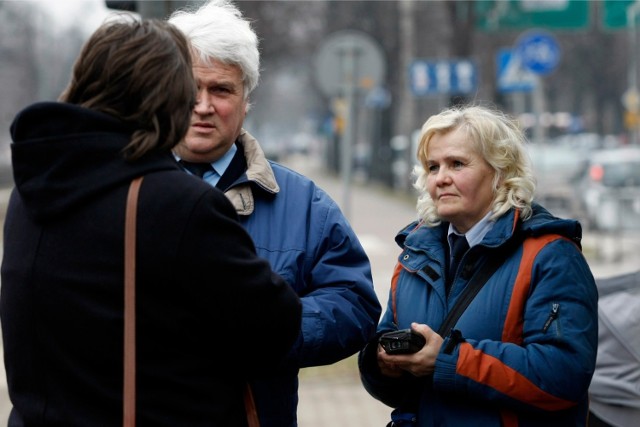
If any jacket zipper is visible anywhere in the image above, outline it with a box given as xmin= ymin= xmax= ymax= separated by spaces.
xmin=542 ymin=303 xmax=559 ymax=333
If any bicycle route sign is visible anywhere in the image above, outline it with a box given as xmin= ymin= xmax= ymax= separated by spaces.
xmin=515 ymin=30 xmax=561 ymax=75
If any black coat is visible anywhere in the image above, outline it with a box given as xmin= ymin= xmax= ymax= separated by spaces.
xmin=0 ymin=102 xmax=302 ymax=426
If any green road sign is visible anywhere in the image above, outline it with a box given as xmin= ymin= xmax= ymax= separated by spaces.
xmin=476 ymin=0 xmax=590 ymax=31
xmin=602 ymin=0 xmax=635 ymax=30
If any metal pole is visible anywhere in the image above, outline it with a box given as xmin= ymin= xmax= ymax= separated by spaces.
xmin=532 ymin=76 xmax=546 ymax=144
xmin=628 ymin=1 xmax=640 ymax=144
xmin=339 ymin=44 xmax=359 ymax=221
xmin=397 ymin=0 xmax=415 ymax=140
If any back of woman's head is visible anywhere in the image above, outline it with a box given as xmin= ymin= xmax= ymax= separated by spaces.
xmin=59 ymin=16 xmax=196 ymax=160
xmin=414 ymin=104 xmax=536 ymax=225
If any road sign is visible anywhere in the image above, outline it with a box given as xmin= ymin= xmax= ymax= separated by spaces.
xmin=496 ymin=48 xmax=536 ymax=93
xmin=515 ymin=30 xmax=561 ymax=75
xmin=314 ymin=30 xmax=386 ymax=98
xmin=408 ymin=59 xmax=478 ymax=97
xmin=602 ymin=0 xmax=635 ymax=30
xmin=475 ymin=0 xmax=589 ymax=31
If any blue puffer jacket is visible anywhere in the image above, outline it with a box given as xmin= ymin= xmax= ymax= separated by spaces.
xmin=359 ymin=204 xmax=598 ymax=427
xmin=225 ymin=131 xmax=381 ymax=427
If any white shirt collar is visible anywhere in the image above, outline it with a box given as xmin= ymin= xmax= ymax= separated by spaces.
xmin=447 ymin=210 xmax=495 ymax=249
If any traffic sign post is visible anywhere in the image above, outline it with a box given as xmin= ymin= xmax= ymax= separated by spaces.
xmin=476 ymin=1 xmax=638 ymax=32
xmin=314 ymin=30 xmax=385 ymax=98
xmin=496 ymin=48 xmax=536 ymax=93
xmin=500 ymin=30 xmax=561 ymax=144
xmin=625 ymin=2 xmax=640 ymax=143
xmin=602 ymin=0 xmax=635 ymax=30
xmin=515 ymin=30 xmax=561 ymax=75
xmin=408 ymin=59 xmax=478 ymax=97
xmin=314 ymin=31 xmax=386 ymax=220
xmin=475 ymin=0 xmax=589 ymax=31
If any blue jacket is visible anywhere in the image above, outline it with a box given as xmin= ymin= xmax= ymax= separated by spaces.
xmin=224 ymin=131 xmax=381 ymax=427
xmin=359 ymin=204 xmax=598 ymax=427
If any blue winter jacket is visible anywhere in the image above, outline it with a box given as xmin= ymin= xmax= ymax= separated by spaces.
xmin=359 ymin=204 xmax=598 ymax=427
xmin=223 ymin=131 xmax=381 ymax=427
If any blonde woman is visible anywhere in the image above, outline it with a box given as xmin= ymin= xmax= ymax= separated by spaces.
xmin=359 ymin=105 xmax=598 ymax=427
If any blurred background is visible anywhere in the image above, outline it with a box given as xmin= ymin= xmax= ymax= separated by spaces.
xmin=2 ymin=0 xmax=640 ymax=228
xmin=1 ymin=1 xmax=639 ymax=426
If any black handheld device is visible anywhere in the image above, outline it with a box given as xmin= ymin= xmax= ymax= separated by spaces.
xmin=379 ymin=329 xmax=426 ymax=355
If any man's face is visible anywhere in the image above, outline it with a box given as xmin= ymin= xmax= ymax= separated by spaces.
xmin=174 ymin=57 xmax=248 ymax=162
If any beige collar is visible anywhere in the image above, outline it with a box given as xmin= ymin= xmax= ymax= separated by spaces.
xmin=224 ymin=129 xmax=279 ymax=215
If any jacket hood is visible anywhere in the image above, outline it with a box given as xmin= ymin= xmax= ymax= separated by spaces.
xmin=10 ymin=102 xmax=180 ymax=222
xmin=520 ymin=203 xmax=583 ymax=248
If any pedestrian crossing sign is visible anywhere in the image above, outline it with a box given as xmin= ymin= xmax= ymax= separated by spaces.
xmin=496 ymin=48 xmax=537 ymax=93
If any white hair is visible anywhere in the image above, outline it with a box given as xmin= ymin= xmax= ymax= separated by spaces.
xmin=168 ymin=0 xmax=260 ymax=100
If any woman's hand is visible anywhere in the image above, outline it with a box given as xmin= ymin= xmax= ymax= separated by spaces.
xmin=377 ymin=322 xmax=444 ymax=377
xmin=377 ymin=343 xmax=404 ymax=377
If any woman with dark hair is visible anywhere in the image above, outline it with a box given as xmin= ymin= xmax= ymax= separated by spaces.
xmin=58 ymin=16 xmax=196 ymax=160
xmin=0 ymin=17 xmax=300 ymax=426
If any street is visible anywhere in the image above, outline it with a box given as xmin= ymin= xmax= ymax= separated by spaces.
xmin=0 ymin=154 xmax=638 ymax=426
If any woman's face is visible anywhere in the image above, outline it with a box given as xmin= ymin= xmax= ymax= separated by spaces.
xmin=425 ymin=128 xmax=496 ymax=233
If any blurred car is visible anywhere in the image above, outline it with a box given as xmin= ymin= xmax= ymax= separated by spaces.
xmin=260 ymin=137 xmax=285 ymax=162
xmin=286 ymin=132 xmax=314 ymax=156
xmin=527 ymin=142 xmax=589 ymax=220
xmin=578 ymin=147 xmax=640 ymax=231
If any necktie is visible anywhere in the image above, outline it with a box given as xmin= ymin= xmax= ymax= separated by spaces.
xmin=180 ymin=160 xmax=214 ymax=178
xmin=448 ymin=234 xmax=470 ymax=284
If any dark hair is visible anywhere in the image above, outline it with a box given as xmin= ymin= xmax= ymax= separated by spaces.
xmin=59 ymin=16 xmax=196 ymax=160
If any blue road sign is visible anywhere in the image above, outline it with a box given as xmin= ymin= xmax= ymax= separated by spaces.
xmin=496 ymin=48 xmax=536 ymax=93
xmin=515 ymin=30 xmax=561 ymax=75
xmin=409 ymin=59 xmax=478 ymax=96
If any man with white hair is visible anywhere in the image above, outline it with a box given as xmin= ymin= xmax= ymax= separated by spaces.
xmin=168 ymin=2 xmax=381 ymax=426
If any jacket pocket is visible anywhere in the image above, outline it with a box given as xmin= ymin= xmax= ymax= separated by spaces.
xmin=542 ymin=302 xmax=560 ymax=334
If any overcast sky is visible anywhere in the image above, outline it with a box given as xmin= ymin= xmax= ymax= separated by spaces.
xmin=27 ymin=0 xmax=119 ymax=35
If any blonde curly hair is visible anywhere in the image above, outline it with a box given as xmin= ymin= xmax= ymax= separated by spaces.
xmin=413 ymin=105 xmax=536 ymax=227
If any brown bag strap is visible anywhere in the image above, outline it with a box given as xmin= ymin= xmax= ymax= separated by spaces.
xmin=244 ymin=383 xmax=260 ymax=427
xmin=122 ymin=176 xmax=259 ymax=427
xmin=124 ymin=177 xmax=143 ymax=427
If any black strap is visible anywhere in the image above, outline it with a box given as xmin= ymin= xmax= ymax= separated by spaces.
xmin=437 ymin=250 xmax=509 ymax=337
